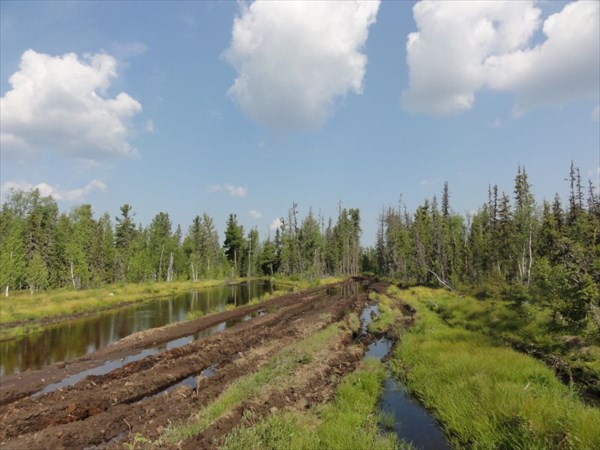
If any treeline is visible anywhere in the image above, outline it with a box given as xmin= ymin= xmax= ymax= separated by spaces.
xmin=365 ymin=163 xmax=599 ymax=328
xmin=0 ymin=193 xmax=361 ymax=295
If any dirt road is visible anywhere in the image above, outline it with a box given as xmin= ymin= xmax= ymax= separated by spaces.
xmin=0 ymin=278 xmax=394 ymax=449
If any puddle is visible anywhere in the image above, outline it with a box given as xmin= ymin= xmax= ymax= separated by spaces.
xmin=34 ymin=317 xmax=237 ymax=397
xmin=145 ymin=364 xmax=217 ymax=400
xmin=34 ymin=348 xmax=159 ymax=397
xmin=33 ymin=307 xmax=273 ymax=397
xmin=365 ymin=338 xmax=393 ymax=360
xmin=360 ymin=304 xmax=379 ymax=334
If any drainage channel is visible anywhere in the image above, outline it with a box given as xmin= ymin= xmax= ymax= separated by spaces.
xmin=360 ymin=302 xmax=450 ymax=450
xmin=34 ymin=309 xmax=267 ymax=397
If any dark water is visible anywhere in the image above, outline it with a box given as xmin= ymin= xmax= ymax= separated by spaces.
xmin=379 ymin=377 xmax=451 ymax=450
xmin=360 ymin=303 xmax=450 ymax=450
xmin=0 ymin=281 xmax=278 ymax=377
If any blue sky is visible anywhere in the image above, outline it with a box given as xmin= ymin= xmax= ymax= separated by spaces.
xmin=1 ymin=1 xmax=598 ymax=246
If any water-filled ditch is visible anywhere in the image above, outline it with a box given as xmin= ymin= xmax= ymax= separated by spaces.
xmin=360 ymin=302 xmax=450 ymax=450
xmin=1 ymin=281 xmax=279 ymax=377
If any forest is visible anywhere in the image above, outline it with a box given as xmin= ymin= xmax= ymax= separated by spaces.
xmin=1 ymin=162 xmax=599 ymax=450
xmin=1 ymin=164 xmax=598 ymax=327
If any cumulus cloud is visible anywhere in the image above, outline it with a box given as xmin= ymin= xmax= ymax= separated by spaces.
xmin=1 ymin=179 xmax=107 ymax=202
xmin=223 ymin=0 xmax=380 ymax=131
xmin=404 ymin=0 xmax=599 ymax=115
xmin=208 ymin=183 xmax=248 ymax=198
xmin=270 ymin=217 xmax=283 ymax=231
xmin=249 ymin=209 xmax=262 ymax=218
xmin=1 ymin=49 xmax=142 ymax=161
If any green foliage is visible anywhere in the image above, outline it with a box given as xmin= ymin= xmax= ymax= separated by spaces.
xmin=391 ymin=288 xmax=600 ymax=449
xmin=224 ymin=214 xmax=245 ymax=274
xmin=26 ymin=251 xmax=48 ymax=293
xmin=375 ymin=163 xmax=599 ymax=331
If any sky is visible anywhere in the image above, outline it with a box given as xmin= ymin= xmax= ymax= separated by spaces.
xmin=1 ymin=0 xmax=599 ymax=246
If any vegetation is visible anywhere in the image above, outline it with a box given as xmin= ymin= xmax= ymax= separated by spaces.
xmin=367 ymin=163 xmax=599 ymax=332
xmin=0 ymin=191 xmax=362 ymax=296
xmin=220 ymin=359 xmax=404 ymax=450
xmin=158 ymin=322 xmax=345 ymax=444
xmin=388 ymin=286 xmax=600 ymax=449
xmin=0 ymin=279 xmax=229 ymax=324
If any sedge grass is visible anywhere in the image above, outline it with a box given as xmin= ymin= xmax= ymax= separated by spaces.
xmin=389 ymin=287 xmax=600 ymax=449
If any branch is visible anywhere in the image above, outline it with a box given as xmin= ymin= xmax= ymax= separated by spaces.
xmin=428 ymin=269 xmax=454 ymax=292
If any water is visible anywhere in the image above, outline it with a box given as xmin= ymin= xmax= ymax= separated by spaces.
xmin=0 ymin=281 xmax=278 ymax=377
xmin=360 ymin=304 xmax=450 ymax=450
xmin=360 ymin=304 xmax=379 ymax=334
xmin=34 ymin=310 xmax=267 ymax=396
xmin=379 ymin=378 xmax=451 ymax=450
xmin=146 ymin=365 xmax=218 ymax=400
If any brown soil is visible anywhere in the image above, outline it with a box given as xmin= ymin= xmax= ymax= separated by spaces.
xmin=0 ymin=282 xmax=341 ymax=405
xmin=0 ymin=277 xmax=392 ymax=450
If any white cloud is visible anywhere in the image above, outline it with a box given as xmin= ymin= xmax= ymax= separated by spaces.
xmin=404 ymin=1 xmax=599 ymax=115
xmin=419 ymin=179 xmax=430 ymax=186
xmin=249 ymin=209 xmax=262 ymax=218
xmin=593 ymin=105 xmax=600 ymax=121
xmin=207 ymin=183 xmax=248 ymax=198
xmin=1 ymin=179 xmax=107 ymax=202
xmin=78 ymin=158 xmax=101 ymax=170
xmin=270 ymin=217 xmax=283 ymax=231
xmin=1 ymin=49 xmax=142 ymax=161
xmin=489 ymin=118 xmax=504 ymax=128
xmin=145 ymin=119 xmax=155 ymax=133
xmin=224 ymin=0 xmax=380 ymax=131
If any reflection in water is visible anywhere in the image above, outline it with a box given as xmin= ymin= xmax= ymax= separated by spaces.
xmin=0 ymin=282 xmax=277 ymax=377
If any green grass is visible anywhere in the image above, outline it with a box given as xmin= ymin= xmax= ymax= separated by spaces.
xmin=267 ymin=275 xmax=347 ymax=291
xmin=389 ymin=286 xmax=600 ymax=449
xmin=405 ymin=286 xmax=600 ymax=395
xmin=368 ymin=291 xmax=402 ymax=334
xmin=220 ymin=359 xmax=408 ymax=450
xmin=157 ymin=322 xmax=345 ymax=445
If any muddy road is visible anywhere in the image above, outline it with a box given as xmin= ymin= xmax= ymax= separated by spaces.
xmin=0 ymin=278 xmax=398 ymax=449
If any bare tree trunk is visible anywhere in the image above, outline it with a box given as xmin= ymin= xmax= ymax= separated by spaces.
xmin=158 ymin=245 xmax=165 ymax=282
xmin=70 ymin=260 xmax=76 ymax=289
xmin=428 ymin=269 xmax=454 ymax=291
xmin=190 ymin=261 xmax=197 ymax=282
xmin=167 ymin=252 xmax=174 ymax=283
xmin=527 ymin=228 xmax=533 ymax=287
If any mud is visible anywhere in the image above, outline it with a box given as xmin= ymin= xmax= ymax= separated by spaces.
xmin=0 ymin=277 xmax=385 ymax=450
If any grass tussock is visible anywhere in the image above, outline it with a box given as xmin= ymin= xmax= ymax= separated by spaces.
xmin=368 ymin=292 xmax=401 ymax=335
xmin=389 ymin=286 xmax=600 ymax=450
xmin=220 ymin=359 xmax=407 ymax=450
